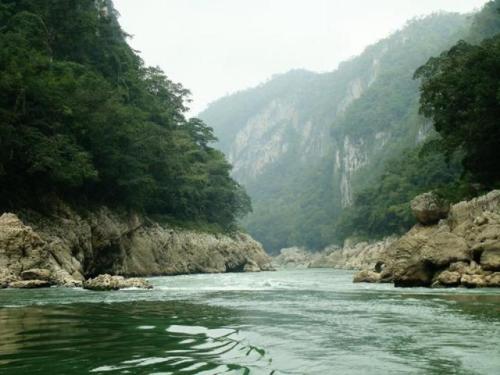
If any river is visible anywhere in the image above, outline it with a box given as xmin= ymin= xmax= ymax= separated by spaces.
xmin=0 ymin=269 xmax=499 ymax=374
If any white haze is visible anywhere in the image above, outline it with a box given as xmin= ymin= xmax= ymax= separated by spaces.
xmin=114 ymin=0 xmax=488 ymax=116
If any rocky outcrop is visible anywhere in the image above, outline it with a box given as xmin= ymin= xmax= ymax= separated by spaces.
xmin=0 ymin=204 xmax=273 ymax=288
xmin=309 ymin=237 xmax=396 ymax=270
xmin=354 ymin=190 xmax=500 ymax=288
xmin=272 ymin=247 xmax=320 ymax=269
xmin=83 ymin=274 xmax=152 ymax=291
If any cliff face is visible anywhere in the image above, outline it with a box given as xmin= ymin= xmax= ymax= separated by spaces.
xmin=200 ymin=14 xmax=468 ymax=252
xmin=0 ymin=204 xmax=272 ymax=288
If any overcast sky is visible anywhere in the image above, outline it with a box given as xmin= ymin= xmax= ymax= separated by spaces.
xmin=114 ymin=0 xmax=488 ymax=116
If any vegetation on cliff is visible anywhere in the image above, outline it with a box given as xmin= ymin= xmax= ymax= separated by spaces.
xmin=337 ymin=0 xmax=500 ymax=242
xmin=0 ymin=0 xmax=250 ymax=230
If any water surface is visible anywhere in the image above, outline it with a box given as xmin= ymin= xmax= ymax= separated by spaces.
xmin=0 ymin=269 xmax=499 ymax=374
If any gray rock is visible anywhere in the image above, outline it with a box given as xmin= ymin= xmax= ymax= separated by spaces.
xmin=435 ymin=271 xmax=461 ymax=286
xmin=21 ymin=268 xmax=52 ymax=281
xmin=353 ymin=270 xmax=381 ymax=283
xmin=411 ymin=192 xmax=450 ymax=225
xmin=83 ymin=274 xmax=152 ymax=291
xmin=479 ymin=243 xmax=500 ymax=271
xmin=461 ymin=274 xmax=487 ymax=288
xmin=9 ymin=279 xmax=52 ymax=289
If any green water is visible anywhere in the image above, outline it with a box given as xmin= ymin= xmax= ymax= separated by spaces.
xmin=0 ymin=269 xmax=499 ymax=374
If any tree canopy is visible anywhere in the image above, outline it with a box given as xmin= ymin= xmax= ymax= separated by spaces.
xmin=0 ymin=0 xmax=251 ymax=230
xmin=415 ymin=35 xmax=500 ymax=187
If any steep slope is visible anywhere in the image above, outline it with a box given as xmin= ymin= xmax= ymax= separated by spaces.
xmin=200 ymin=13 xmax=469 ymax=253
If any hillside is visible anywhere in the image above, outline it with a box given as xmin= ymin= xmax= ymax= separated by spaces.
xmin=0 ymin=0 xmax=250 ymax=231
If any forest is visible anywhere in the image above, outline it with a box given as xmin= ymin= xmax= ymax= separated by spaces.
xmin=0 ymin=0 xmax=250 ymax=230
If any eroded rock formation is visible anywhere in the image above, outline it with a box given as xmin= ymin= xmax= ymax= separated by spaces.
xmin=354 ymin=191 xmax=500 ymax=288
xmin=0 ymin=204 xmax=273 ymax=288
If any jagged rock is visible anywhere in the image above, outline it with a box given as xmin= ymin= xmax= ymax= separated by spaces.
xmin=308 ymin=237 xmax=395 ymax=270
xmin=461 ymin=274 xmax=487 ymax=288
xmin=411 ymin=192 xmax=450 ymax=225
xmin=354 ymin=190 xmax=500 ymax=288
xmin=0 ymin=206 xmax=272 ymax=286
xmin=486 ymin=272 xmax=500 ymax=287
xmin=0 ymin=270 xmax=19 ymax=288
xmin=9 ymin=280 xmax=52 ymax=289
xmin=393 ymin=262 xmax=434 ymax=287
xmin=273 ymin=247 xmax=317 ymax=269
xmin=420 ymin=232 xmax=469 ymax=267
xmin=83 ymin=274 xmax=152 ymax=291
xmin=21 ymin=268 xmax=52 ymax=281
xmin=353 ymin=270 xmax=381 ymax=283
xmin=478 ymin=242 xmax=500 ymax=271
xmin=243 ymin=259 xmax=261 ymax=272
xmin=435 ymin=271 xmax=461 ymax=287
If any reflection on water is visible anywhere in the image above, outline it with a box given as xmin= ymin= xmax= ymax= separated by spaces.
xmin=0 ymin=269 xmax=499 ymax=375
xmin=0 ymin=302 xmax=274 ymax=374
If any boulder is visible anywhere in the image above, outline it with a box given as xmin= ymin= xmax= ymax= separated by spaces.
xmin=0 ymin=270 xmax=19 ymax=288
xmin=411 ymin=192 xmax=450 ymax=225
xmin=9 ymin=279 xmax=52 ymax=289
xmin=353 ymin=270 xmax=381 ymax=283
xmin=486 ymin=272 xmax=500 ymax=287
xmin=83 ymin=274 xmax=152 ymax=291
xmin=435 ymin=271 xmax=461 ymax=287
xmin=461 ymin=274 xmax=487 ymax=288
xmin=479 ymin=243 xmax=500 ymax=271
xmin=21 ymin=268 xmax=52 ymax=281
xmin=243 ymin=259 xmax=261 ymax=272
xmin=393 ymin=262 xmax=434 ymax=287
xmin=420 ymin=231 xmax=469 ymax=267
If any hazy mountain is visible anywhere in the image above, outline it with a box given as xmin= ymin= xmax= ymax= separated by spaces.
xmin=200 ymin=13 xmax=470 ymax=253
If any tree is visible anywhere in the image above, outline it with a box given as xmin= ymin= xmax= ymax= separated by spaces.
xmin=415 ymin=35 xmax=500 ymax=186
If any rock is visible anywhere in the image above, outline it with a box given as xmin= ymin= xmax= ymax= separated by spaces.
xmin=393 ymin=262 xmax=434 ymax=287
xmin=0 ymin=206 xmax=272 ymax=285
xmin=21 ymin=268 xmax=52 ymax=281
xmin=435 ymin=271 xmax=461 ymax=286
xmin=486 ymin=272 xmax=500 ymax=287
xmin=243 ymin=259 xmax=261 ymax=272
xmin=273 ymin=247 xmax=316 ymax=269
xmin=479 ymin=242 xmax=500 ymax=271
xmin=0 ymin=269 xmax=19 ymax=288
xmin=9 ymin=280 xmax=52 ymax=289
xmin=353 ymin=270 xmax=381 ymax=283
xmin=83 ymin=274 xmax=152 ymax=291
xmin=420 ymin=232 xmax=469 ymax=267
xmin=411 ymin=192 xmax=450 ymax=225
xmin=461 ymin=274 xmax=487 ymax=288
xmin=308 ymin=237 xmax=395 ymax=270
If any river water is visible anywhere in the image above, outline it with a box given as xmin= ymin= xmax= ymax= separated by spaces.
xmin=0 ymin=269 xmax=499 ymax=374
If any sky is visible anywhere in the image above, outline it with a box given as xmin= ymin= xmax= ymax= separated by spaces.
xmin=114 ymin=0 xmax=489 ymax=116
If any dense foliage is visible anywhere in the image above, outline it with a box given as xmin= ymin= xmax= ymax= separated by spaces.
xmin=416 ymin=35 xmax=500 ymax=187
xmin=0 ymin=0 xmax=250 ymax=230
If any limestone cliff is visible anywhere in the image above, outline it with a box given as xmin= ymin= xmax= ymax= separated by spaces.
xmin=0 ymin=204 xmax=273 ymax=288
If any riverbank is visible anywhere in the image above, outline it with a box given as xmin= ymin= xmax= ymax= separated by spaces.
xmin=354 ymin=190 xmax=500 ymax=288
xmin=0 ymin=202 xmax=273 ymax=289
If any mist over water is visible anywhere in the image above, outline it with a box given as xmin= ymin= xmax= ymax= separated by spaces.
xmin=1 ymin=270 xmax=499 ymax=374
